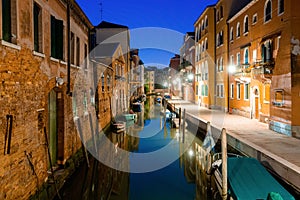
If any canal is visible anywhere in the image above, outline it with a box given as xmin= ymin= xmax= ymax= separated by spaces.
xmin=55 ymin=97 xmax=219 ymax=200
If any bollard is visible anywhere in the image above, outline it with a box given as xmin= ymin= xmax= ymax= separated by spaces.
xmin=221 ymin=128 xmax=227 ymax=200
xmin=182 ymin=109 xmax=186 ymax=143
xmin=179 ymin=107 xmax=182 ymax=128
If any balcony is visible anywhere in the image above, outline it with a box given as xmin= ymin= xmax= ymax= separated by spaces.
xmin=233 ymin=63 xmax=251 ymax=78
xmin=252 ymin=60 xmax=274 ymax=80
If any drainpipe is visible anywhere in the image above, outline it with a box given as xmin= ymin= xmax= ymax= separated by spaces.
xmin=67 ymin=0 xmax=71 ymax=96
xmin=213 ymin=7 xmax=217 ymax=109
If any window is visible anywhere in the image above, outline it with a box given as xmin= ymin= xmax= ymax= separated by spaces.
xmin=217 ymin=84 xmax=224 ymax=98
xmin=237 ymin=53 xmax=240 ymax=66
xmin=236 ymin=22 xmax=240 ymax=37
xmin=230 ymin=27 xmax=234 ymax=41
xmin=244 ymin=48 xmax=249 ymax=64
xmin=84 ymin=43 xmax=88 ymax=69
xmin=101 ymin=73 xmax=105 ymax=92
xmin=201 ymin=20 xmax=204 ymax=31
xmin=51 ymin=15 xmax=64 ymax=59
xmin=264 ymin=0 xmax=272 ymax=22
xmin=244 ymin=15 xmax=249 ymax=33
xmin=76 ymin=37 xmax=80 ymax=66
xmin=216 ymin=10 xmax=219 ymax=22
xmin=278 ymin=0 xmax=284 ymax=15
xmin=252 ymin=13 xmax=257 ymax=24
xmin=70 ymin=32 xmax=75 ymax=64
xmin=261 ymin=40 xmax=272 ymax=62
xmin=220 ymin=31 xmax=223 ymax=45
xmin=107 ymin=75 xmax=111 ymax=91
xmin=220 ymin=6 xmax=223 ymax=19
xmin=219 ymin=57 xmax=223 ymax=71
xmin=2 ymin=0 xmax=17 ymax=44
xmin=205 ymin=38 xmax=208 ymax=50
xmin=205 ymin=15 xmax=208 ymax=27
xmin=230 ymin=83 xmax=234 ymax=99
xmin=237 ymin=83 xmax=241 ymax=99
xmin=230 ymin=55 xmax=234 ymax=65
xmin=34 ymin=2 xmax=43 ymax=52
xmin=244 ymin=83 xmax=249 ymax=100
xmin=274 ymin=89 xmax=284 ymax=106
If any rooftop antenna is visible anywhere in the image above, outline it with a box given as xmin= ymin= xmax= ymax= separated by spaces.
xmin=99 ymin=1 xmax=103 ymax=20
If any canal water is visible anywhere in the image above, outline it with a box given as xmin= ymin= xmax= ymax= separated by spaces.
xmin=56 ymin=98 xmax=220 ymax=200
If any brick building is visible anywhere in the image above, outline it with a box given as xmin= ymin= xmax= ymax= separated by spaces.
xmin=0 ymin=0 xmax=93 ymax=198
xmin=179 ymin=32 xmax=195 ymax=101
xmin=194 ymin=5 xmax=215 ymax=108
xmin=227 ymin=0 xmax=300 ymax=137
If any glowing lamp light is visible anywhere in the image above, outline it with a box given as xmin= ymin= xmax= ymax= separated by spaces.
xmin=187 ymin=73 xmax=194 ymax=80
xmin=228 ymin=65 xmax=236 ymax=74
xmin=188 ymin=149 xmax=194 ymax=157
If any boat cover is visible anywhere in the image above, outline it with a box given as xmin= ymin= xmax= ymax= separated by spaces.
xmin=226 ymin=157 xmax=295 ymax=200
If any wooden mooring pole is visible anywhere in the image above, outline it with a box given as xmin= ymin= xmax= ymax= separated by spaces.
xmin=221 ymin=128 xmax=227 ymax=200
xmin=182 ymin=109 xmax=186 ymax=143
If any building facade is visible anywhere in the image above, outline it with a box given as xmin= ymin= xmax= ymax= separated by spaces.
xmin=179 ymin=32 xmax=195 ymax=101
xmin=227 ymin=0 xmax=300 ymax=137
xmin=194 ymin=6 xmax=215 ymax=108
xmin=0 ymin=0 xmax=93 ymax=198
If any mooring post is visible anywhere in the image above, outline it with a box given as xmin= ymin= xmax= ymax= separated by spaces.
xmin=179 ymin=107 xmax=182 ymax=128
xmin=182 ymin=109 xmax=186 ymax=143
xmin=221 ymin=128 xmax=227 ymax=200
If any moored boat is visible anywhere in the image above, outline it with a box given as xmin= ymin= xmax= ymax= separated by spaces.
xmin=211 ymin=154 xmax=295 ymax=200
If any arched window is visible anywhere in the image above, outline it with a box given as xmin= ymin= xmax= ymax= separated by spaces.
xmin=278 ymin=0 xmax=284 ymax=15
xmin=220 ymin=6 xmax=223 ymax=19
xmin=264 ymin=0 xmax=272 ymax=22
xmin=230 ymin=27 xmax=234 ymax=41
xmin=244 ymin=15 xmax=249 ymax=33
xmin=216 ymin=10 xmax=219 ymax=22
xmin=201 ymin=20 xmax=204 ymax=30
xmin=244 ymin=48 xmax=249 ymax=64
xmin=220 ymin=57 xmax=223 ymax=71
xmin=205 ymin=15 xmax=208 ymax=27
xmin=236 ymin=22 xmax=240 ymax=37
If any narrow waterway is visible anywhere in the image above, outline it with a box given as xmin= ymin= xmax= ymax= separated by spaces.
xmin=56 ymin=98 xmax=220 ymax=200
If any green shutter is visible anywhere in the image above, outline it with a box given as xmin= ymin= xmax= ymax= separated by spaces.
xmin=51 ymin=16 xmax=56 ymax=57
xmin=34 ymin=4 xmax=39 ymax=51
xmin=2 ymin=0 xmax=11 ymax=42
xmin=56 ymin=19 xmax=64 ymax=60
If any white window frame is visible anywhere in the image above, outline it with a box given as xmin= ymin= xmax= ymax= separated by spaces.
xmin=243 ymin=15 xmax=249 ymax=34
xmin=230 ymin=83 xmax=234 ymax=99
xmin=230 ymin=27 xmax=234 ymax=41
xmin=236 ymin=22 xmax=241 ymax=38
xmin=252 ymin=13 xmax=258 ymax=25
xmin=264 ymin=0 xmax=272 ymax=23
xmin=237 ymin=83 xmax=241 ymax=100
xmin=244 ymin=83 xmax=249 ymax=100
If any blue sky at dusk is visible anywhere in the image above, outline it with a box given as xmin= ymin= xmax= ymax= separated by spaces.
xmin=77 ymin=0 xmax=217 ymax=67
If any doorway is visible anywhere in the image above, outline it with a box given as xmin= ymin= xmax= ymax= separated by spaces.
xmin=48 ymin=88 xmax=64 ymax=166
xmin=253 ymin=88 xmax=259 ymax=119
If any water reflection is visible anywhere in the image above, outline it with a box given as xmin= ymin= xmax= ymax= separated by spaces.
xmin=57 ymin=97 xmax=219 ymax=200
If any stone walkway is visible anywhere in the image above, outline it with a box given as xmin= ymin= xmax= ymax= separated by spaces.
xmin=168 ymin=99 xmax=300 ymax=192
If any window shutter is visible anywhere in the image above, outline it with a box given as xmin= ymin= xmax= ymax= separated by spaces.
xmin=51 ymin=16 xmax=56 ymax=57
xmin=56 ymin=19 xmax=64 ymax=60
xmin=2 ymin=0 xmax=11 ymax=42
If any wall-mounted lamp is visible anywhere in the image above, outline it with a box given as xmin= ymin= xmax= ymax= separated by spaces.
xmin=56 ymin=77 xmax=64 ymax=87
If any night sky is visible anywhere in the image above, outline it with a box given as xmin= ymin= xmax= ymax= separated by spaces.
xmin=77 ymin=0 xmax=217 ymax=66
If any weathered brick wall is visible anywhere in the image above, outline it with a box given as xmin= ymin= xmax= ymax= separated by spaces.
xmin=0 ymin=0 xmax=93 ymax=198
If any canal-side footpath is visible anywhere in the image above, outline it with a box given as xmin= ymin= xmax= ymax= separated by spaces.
xmin=168 ymin=99 xmax=300 ymax=195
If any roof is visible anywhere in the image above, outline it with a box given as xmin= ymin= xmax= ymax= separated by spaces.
xmin=225 ymin=157 xmax=295 ymax=200
xmin=94 ymin=43 xmax=120 ymax=57
xmin=228 ymin=0 xmax=252 ymax=19
xmin=95 ymin=21 xmax=128 ymax=29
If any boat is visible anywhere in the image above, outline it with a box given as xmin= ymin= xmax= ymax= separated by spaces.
xmin=131 ymin=102 xmax=142 ymax=112
xmin=123 ymin=113 xmax=137 ymax=121
xmin=111 ymin=121 xmax=126 ymax=133
xmin=211 ymin=154 xmax=295 ymax=200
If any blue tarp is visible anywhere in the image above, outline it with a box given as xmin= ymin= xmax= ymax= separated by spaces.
xmin=226 ymin=157 xmax=295 ymax=200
